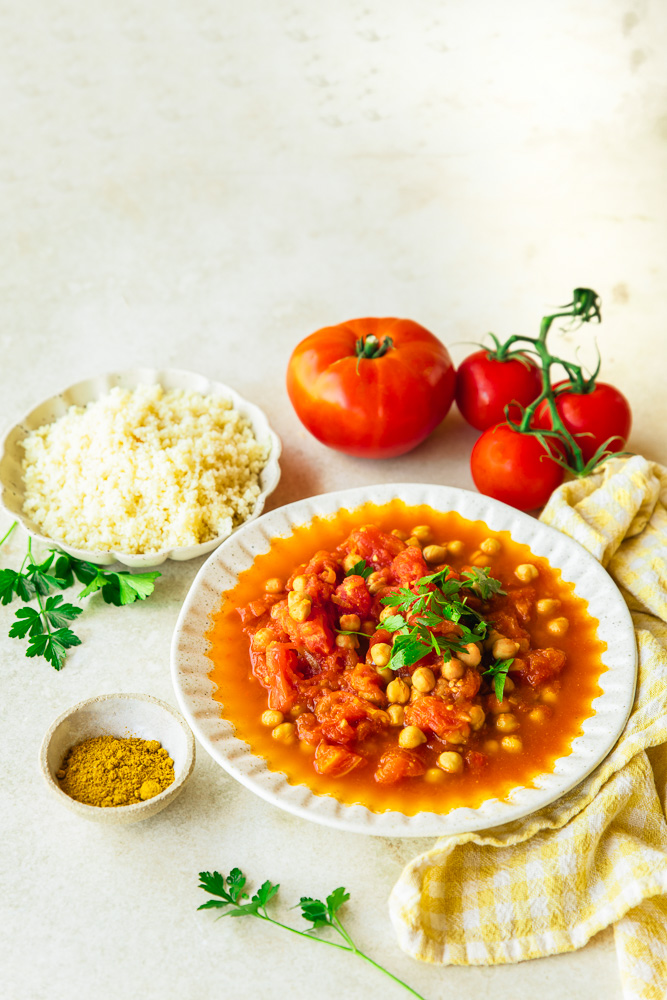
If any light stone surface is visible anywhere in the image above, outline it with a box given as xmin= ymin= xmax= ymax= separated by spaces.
xmin=1 ymin=2 xmax=666 ymax=998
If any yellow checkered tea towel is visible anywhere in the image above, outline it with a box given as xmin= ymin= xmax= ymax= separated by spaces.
xmin=389 ymin=455 xmax=667 ymax=1000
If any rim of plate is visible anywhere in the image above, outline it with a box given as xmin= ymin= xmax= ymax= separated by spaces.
xmin=0 ymin=368 xmax=282 ymax=567
xmin=170 ymin=483 xmax=637 ymax=837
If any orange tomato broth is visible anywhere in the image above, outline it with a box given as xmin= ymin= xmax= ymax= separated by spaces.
xmin=207 ymin=500 xmax=606 ymax=815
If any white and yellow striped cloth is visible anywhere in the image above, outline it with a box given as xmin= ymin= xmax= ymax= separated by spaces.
xmin=390 ymin=455 xmax=667 ymax=1000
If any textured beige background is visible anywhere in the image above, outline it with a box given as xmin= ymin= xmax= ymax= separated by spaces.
xmin=1 ymin=2 xmax=666 ymax=998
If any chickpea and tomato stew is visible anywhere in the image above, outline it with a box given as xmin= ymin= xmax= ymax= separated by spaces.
xmin=208 ymin=502 xmax=605 ymax=815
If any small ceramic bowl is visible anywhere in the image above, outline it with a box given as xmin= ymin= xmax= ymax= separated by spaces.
xmin=40 ymin=693 xmax=196 ymax=824
xmin=0 ymin=368 xmax=282 ymax=567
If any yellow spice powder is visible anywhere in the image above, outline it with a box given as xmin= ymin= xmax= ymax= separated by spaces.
xmin=57 ymin=735 xmax=175 ymax=807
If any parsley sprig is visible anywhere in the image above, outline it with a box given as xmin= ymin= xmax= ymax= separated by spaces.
xmin=380 ymin=566 xmax=504 ymax=671
xmin=0 ymin=524 xmax=160 ymax=669
xmin=345 ymin=558 xmax=373 ymax=580
xmin=198 ymin=868 xmax=426 ymax=999
xmin=483 ymin=658 xmax=515 ymax=702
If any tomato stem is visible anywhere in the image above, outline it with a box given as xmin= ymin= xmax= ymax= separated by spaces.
xmin=354 ymin=334 xmax=394 ymax=371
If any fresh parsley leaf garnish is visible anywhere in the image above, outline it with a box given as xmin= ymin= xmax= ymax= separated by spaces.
xmin=461 ymin=566 xmax=506 ymax=600
xmin=483 ymin=658 xmax=514 ymax=702
xmin=345 ymin=559 xmax=373 ymax=580
xmin=378 ymin=565 xmax=505 ymax=670
xmin=197 ymin=869 xmax=425 ymax=999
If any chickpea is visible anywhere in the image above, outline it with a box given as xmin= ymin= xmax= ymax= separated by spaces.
xmin=446 ymin=725 xmax=470 ymax=744
xmin=367 ymin=572 xmax=385 ymax=595
xmin=515 ymin=563 xmax=539 ymax=582
xmin=342 ymin=552 xmax=362 ymax=573
xmin=484 ymin=628 xmax=503 ymax=650
xmin=541 ymin=686 xmax=559 ymax=705
xmin=376 ymin=667 xmax=394 ymax=683
xmin=412 ymin=667 xmax=436 ymax=693
xmin=529 ymin=706 xmax=551 ymax=724
xmin=492 ymin=637 xmax=520 ymax=660
xmin=264 ymin=577 xmax=285 ymax=593
xmin=398 ymin=726 xmax=427 ymax=749
xmin=447 ymin=540 xmax=465 ymax=556
xmin=391 ymin=528 xmax=408 ymax=540
xmin=379 ymin=606 xmax=395 ymax=623
xmin=386 ymin=678 xmax=411 ymax=705
xmin=271 ymin=722 xmax=297 ymax=744
xmin=437 ymin=751 xmax=463 ymax=774
xmin=472 ymin=554 xmax=492 ymax=567
xmin=503 ymin=676 xmax=515 ymax=693
xmin=547 ymin=617 xmax=570 ymax=637
xmin=495 ymin=713 xmax=520 ymax=733
xmin=536 ymin=598 xmax=561 ymax=615
xmin=336 ymin=633 xmax=359 ymax=650
xmin=320 ymin=566 xmax=337 ymax=584
xmin=422 ymin=544 xmax=448 ymax=564
xmin=339 ymin=613 xmax=361 ymax=632
xmin=289 ymin=704 xmax=307 ymax=719
xmin=261 ymin=709 xmax=284 ymax=727
xmin=252 ymin=627 xmax=274 ymax=651
xmin=468 ymin=705 xmax=486 ymax=730
xmin=387 ymin=704 xmax=405 ymax=726
xmin=360 ymin=620 xmax=376 ymax=636
xmin=405 ymin=536 xmax=421 ymax=548
xmin=411 ymin=525 xmax=432 ymax=543
xmin=488 ymin=696 xmax=510 ymax=715
xmin=370 ymin=642 xmax=392 ymax=668
xmin=501 ymin=735 xmax=523 ymax=753
xmin=480 ymin=537 xmax=501 ymax=555
xmin=409 ymin=684 xmax=422 ymax=703
xmin=484 ymin=739 xmax=500 ymax=753
xmin=292 ymin=575 xmax=308 ymax=593
xmin=458 ymin=642 xmax=482 ymax=668
xmin=442 ymin=657 xmax=465 ymax=680
xmin=287 ymin=590 xmax=311 ymax=623
xmin=424 ymin=767 xmax=445 ymax=784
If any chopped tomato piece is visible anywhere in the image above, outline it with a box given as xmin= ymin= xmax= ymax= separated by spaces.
xmin=374 ymin=747 xmax=426 ymax=784
xmin=314 ymin=742 xmax=366 ymax=777
xmin=270 ymin=600 xmax=335 ymax=656
xmin=390 ymin=546 xmax=429 ymax=587
xmin=264 ymin=643 xmax=300 ymax=713
xmin=340 ymin=526 xmax=405 ymax=569
xmin=404 ymin=695 xmax=466 ymax=738
xmin=464 ymin=750 xmax=489 ymax=772
xmin=506 ymin=587 xmax=536 ymax=624
xmin=511 ymin=647 xmax=566 ymax=686
xmin=333 ymin=575 xmax=372 ymax=617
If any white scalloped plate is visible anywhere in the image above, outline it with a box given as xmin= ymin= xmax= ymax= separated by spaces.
xmin=171 ymin=483 xmax=637 ymax=836
xmin=0 ymin=369 xmax=282 ymax=567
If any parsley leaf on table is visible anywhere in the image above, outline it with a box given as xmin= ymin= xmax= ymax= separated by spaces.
xmin=1 ymin=535 xmax=161 ymax=670
xmin=197 ymin=868 xmax=425 ymax=999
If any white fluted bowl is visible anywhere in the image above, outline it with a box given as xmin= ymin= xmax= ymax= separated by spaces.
xmin=171 ymin=483 xmax=637 ymax=837
xmin=0 ymin=369 xmax=281 ymax=567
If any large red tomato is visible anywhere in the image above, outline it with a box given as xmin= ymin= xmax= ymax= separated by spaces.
xmin=471 ymin=423 xmax=564 ymax=511
xmin=286 ymin=318 xmax=456 ymax=458
xmin=456 ymin=350 xmax=542 ymax=430
xmin=533 ymin=381 xmax=631 ymax=463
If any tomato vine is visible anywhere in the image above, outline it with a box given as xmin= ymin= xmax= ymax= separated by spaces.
xmin=487 ymin=288 xmax=628 ymax=477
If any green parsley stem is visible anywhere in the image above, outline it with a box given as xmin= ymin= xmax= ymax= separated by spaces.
xmin=252 ymin=912 xmax=354 ymax=953
xmin=257 ymin=911 xmax=427 ymax=999
xmin=0 ymin=520 xmax=17 ymax=549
